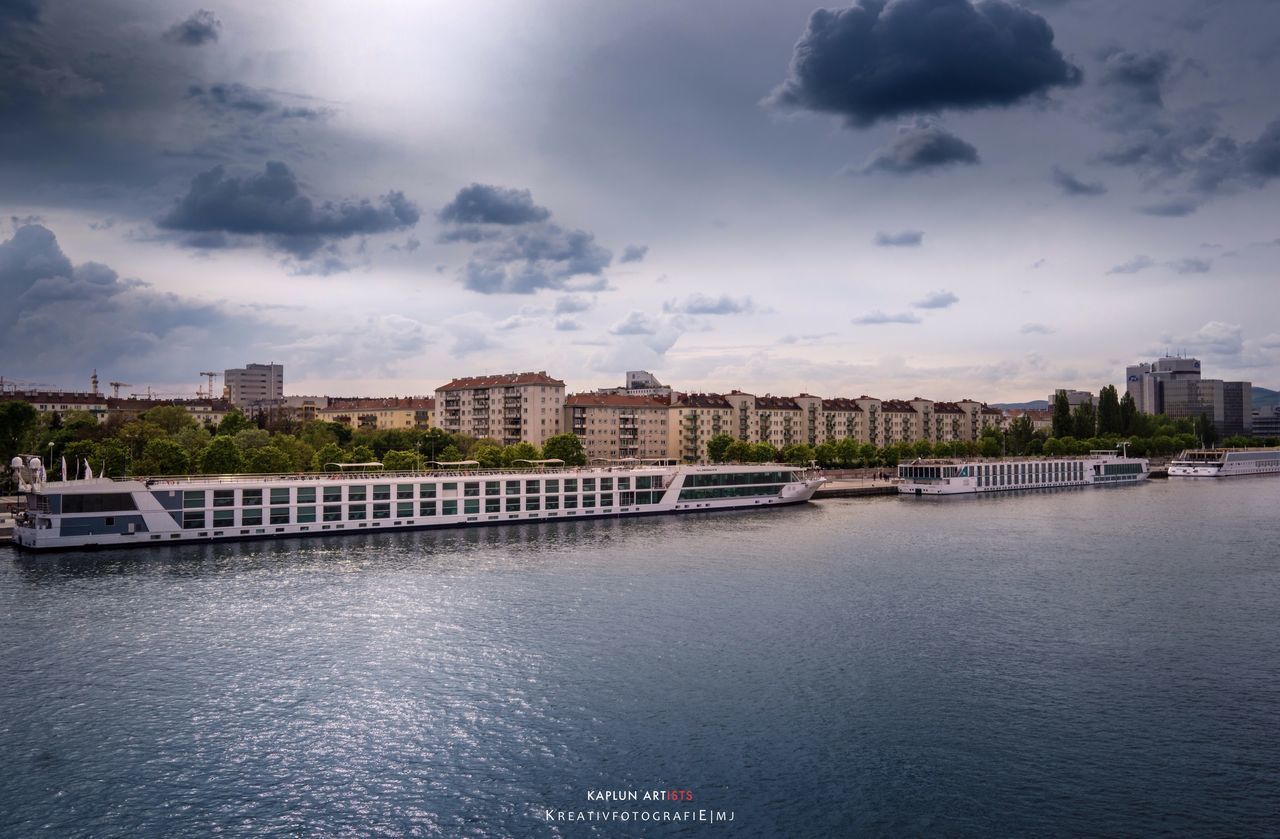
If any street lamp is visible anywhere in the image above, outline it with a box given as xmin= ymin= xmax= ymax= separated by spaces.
xmin=47 ymin=442 xmax=54 ymax=472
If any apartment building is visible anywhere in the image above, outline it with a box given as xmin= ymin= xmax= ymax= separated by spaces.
xmin=224 ymin=363 xmax=283 ymax=408
xmin=565 ymin=393 xmax=670 ymax=462
xmin=821 ymin=398 xmax=866 ymax=444
xmin=318 ymin=396 xmax=435 ymax=431
xmin=668 ymin=393 xmax=734 ymax=462
xmin=434 ymin=371 xmax=565 ymax=447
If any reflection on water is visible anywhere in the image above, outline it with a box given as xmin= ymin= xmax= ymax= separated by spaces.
xmin=3 ymin=481 xmax=1279 ymax=837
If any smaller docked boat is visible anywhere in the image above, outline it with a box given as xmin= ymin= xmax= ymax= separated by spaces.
xmin=1168 ymin=448 xmax=1280 ymax=478
xmin=896 ymin=450 xmax=1150 ymax=496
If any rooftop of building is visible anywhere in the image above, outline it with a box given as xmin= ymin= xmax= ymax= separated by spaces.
xmin=672 ymin=392 xmax=732 ymax=409
xmin=821 ymin=398 xmax=865 ymax=412
xmin=324 ymin=396 xmax=436 ymax=410
xmin=436 ymin=371 xmax=565 ymax=391
xmin=566 ymin=393 xmax=671 ymax=408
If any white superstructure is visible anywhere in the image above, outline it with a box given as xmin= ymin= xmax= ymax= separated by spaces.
xmin=1168 ymin=448 xmax=1280 ymax=478
xmin=10 ymin=463 xmax=824 ymax=552
xmin=897 ymin=451 xmax=1150 ymax=496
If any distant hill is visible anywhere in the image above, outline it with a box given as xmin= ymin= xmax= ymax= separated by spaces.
xmin=992 ymin=389 xmax=1277 ymax=413
xmin=992 ymin=400 xmax=1049 ymax=411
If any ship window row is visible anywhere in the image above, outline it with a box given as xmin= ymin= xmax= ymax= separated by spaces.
xmin=684 ymin=471 xmax=791 ymax=488
xmin=975 ymin=461 xmax=1083 ymax=487
xmin=182 ymin=493 xmax=667 ymax=527
xmin=678 ymin=485 xmax=784 ymax=500
xmin=182 ymin=476 xmax=658 ymax=508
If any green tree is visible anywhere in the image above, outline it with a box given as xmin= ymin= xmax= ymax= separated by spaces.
xmin=233 ymin=428 xmax=272 ymax=451
xmin=244 ymin=445 xmax=293 ymax=473
xmin=382 ymin=449 xmax=419 ymax=471
xmin=1072 ymin=401 xmax=1098 ymax=439
xmin=200 ymin=436 xmax=244 ymax=474
xmin=1051 ymin=391 xmax=1073 ymax=438
xmin=858 ymin=443 xmax=879 ymax=466
xmin=501 ymin=442 xmax=540 ymax=465
xmin=437 ymin=444 xmax=463 ymax=464
xmin=814 ymin=441 xmax=838 ymax=468
xmin=1043 ymin=437 xmax=1063 ymax=456
xmin=750 ymin=442 xmax=778 ymax=463
xmin=979 ymin=436 xmax=1002 ymax=458
xmin=216 ymin=410 xmax=253 ymax=437
xmin=350 ymin=444 xmax=376 ymax=463
xmin=1097 ymin=385 xmax=1121 ymax=435
xmin=299 ymin=421 xmax=341 ymax=450
xmin=93 ymin=439 xmax=129 ymax=477
xmin=706 ymin=433 xmax=735 ymax=463
xmin=912 ymin=439 xmax=933 ymax=459
xmin=472 ymin=441 xmax=504 ymax=468
xmin=780 ymin=443 xmax=815 ymax=465
xmin=118 ymin=420 xmax=166 ymax=459
xmin=142 ymin=404 xmax=197 ymax=434
xmin=1194 ymin=413 xmax=1219 ymax=447
xmin=1007 ymin=415 xmax=1035 ymax=456
xmin=269 ymin=434 xmax=315 ymax=471
xmin=0 ymin=400 xmax=40 ymax=462
xmin=312 ymin=442 xmax=345 ymax=471
xmin=134 ymin=438 xmax=190 ymax=475
xmin=724 ymin=440 xmax=752 ymax=462
xmin=174 ymin=425 xmax=212 ymax=461
xmin=542 ymin=433 xmax=587 ymax=466
xmin=61 ymin=410 xmax=104 ymax=441
xmin=1118 ymin=390 xmax=1137 ymax=435
xmin=61 ymin=440 xmax=97 ymax=477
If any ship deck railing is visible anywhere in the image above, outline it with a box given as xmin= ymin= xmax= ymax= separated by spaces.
xmin=45 ymin=461 xmax=805 ymax=488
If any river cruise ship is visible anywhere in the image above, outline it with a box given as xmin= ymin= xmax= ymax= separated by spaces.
xmin=897 ymin=451 xmax=1150 ymax=496
xmin=8 ymin=462 xmax=825 ymax=552
xmin=1168 ymin=448 xmax=1280 ymax=478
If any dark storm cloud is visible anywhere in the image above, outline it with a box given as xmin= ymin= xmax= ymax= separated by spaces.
xmin=157 ymin=161 xmax=420 ymax=258
xmin=1051 ymin=166 xmax=1107 ymax=196
xmin=438 ymin=184 xmax=615 ymax=295
xmin=0 ymin=0 xmax=40 ymax=30
xmin=439 ymin=184 xmax=551 ymax=225
xmin=1098 ymin=49 xmax=1172 ymax=107
xmin=0 ymin=224 xmax=278 ymax=379
xmin=1138 ymin=199 xmax=1199 ymax=217
xmin=0 ymin=1 xmax=342 ymax=211
xmin=859 ymin=124 xmax=980 ymax=174
xmin=186 ymin=84 xmax=330 ymax=120
xmin=662 ymin=294 xmax=755 ymax=315
xmin=460 ymin=227 xmax=612 ymax=294
xmin=621 ymin=244 xmax=649 ymax=263
xmin=874 ymin=230 xmax=923 ymax=247
xmin=164 ymin=9 xmax=221 ymax=46
xmin=766 ymin=0 xmax=1081 ymax=127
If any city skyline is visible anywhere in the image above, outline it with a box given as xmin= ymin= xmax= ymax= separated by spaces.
xmin=3 ymin=0 xmax=1279 ymax=402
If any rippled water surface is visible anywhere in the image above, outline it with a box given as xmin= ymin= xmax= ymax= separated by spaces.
xmin=3 ymin=478 xmax=1279 ymax=836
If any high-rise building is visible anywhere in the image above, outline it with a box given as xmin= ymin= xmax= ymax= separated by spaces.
xmin=1049 ymin=389 xmax=1095 ymax=408
xmin=224 ymin=363 xmax=283 ymax=409
xmin=434 ymin=371 xmax=565 ymax=447
xmin=1124 ymin=356 xmax=1251 ymax=435
xmin=595 ymin=370 xmax=673 ymax=398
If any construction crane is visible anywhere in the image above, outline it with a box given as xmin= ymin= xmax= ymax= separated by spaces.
xmin=199 ymin=371 xmax=219 ymax=399
xmin=108 ymin=381 xmax=132 ymax=397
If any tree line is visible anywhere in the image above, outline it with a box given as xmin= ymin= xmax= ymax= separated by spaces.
xmin=0 ymin=401 xmax=587 ymax=490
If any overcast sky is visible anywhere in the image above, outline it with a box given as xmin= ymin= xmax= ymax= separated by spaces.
xmin=3 ymin=0 xmax=1278 ymax=401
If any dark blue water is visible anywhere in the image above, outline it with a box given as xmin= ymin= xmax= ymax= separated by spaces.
xmin=3 ymin=478 xmax=1278 ymax=837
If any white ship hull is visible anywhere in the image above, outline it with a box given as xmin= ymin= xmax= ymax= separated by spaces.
xmin=1168 ymin=449 xmax=1280 ymax=478
xmin=897 ymin=453 xmax=1150 ymax=497
xmin=11 ymin=464 xmax=824 ymax=552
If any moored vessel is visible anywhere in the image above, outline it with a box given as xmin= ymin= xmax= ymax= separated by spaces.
xmin=1168 ymin=448 xmax=1280 ymax=478
xmin=896 ymin=451 xmax=1150 ymax=496
xmin=9 ymin=461 xmax=825 ymax=552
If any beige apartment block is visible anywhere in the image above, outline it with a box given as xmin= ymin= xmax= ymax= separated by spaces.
xmin=565 ymin=393 xmax=670 ymax=462
xmin=668 ymin=393 xmax=734 ymax=462
xmin=821 ymin=398 xmax=867 ymax=444
xmin=318 ymin=396 xmax=435 ymax=431
xmin=435 ymin=371 xmax=565 ymax=447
